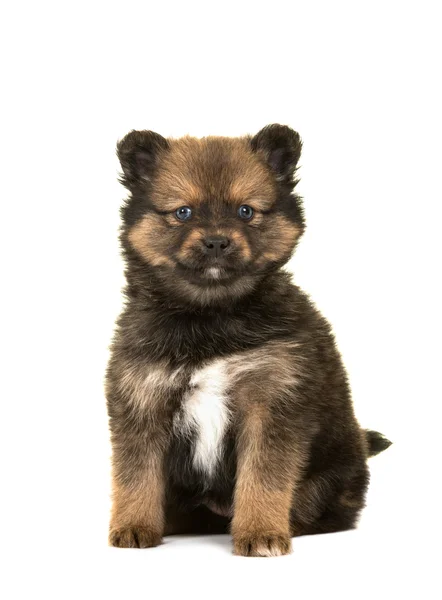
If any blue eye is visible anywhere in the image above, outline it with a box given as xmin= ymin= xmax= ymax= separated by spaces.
xmin=238 ymin=205 xmax=254 ymax=220
xmin=175 ymin=206 xmax=192 ymax=221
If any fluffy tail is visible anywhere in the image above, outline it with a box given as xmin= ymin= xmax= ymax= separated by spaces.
xmin=365 ymin=430 xmax=392 ymax=457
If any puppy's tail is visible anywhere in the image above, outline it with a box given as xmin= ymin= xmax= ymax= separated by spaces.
xmin=365 ymin=429 xmax=392 ymax=457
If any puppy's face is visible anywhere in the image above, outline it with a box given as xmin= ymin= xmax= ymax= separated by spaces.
xmin=118 ymin=125 xmax=305 ymax=304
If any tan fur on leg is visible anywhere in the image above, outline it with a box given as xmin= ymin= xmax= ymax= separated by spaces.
xmin=109 ymin=455 xmax=165 ymax=548
xmin=231 ymin=406 xmax=295 ymax=557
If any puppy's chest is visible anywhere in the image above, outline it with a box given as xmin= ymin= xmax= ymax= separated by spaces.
xmin=173 ymin=359 xmax=233 ymax=479
xmin=120 ymin=341 xmax=299 ymax=481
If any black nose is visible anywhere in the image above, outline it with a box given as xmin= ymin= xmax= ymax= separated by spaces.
xmin=203 ymin=236 xmax=230 ymax=257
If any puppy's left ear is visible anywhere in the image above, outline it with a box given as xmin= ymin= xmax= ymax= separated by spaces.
xmin=251 ymin=124 xmax=302 ymax=186
xmin=117 ymin=129 xmax=170 ymax=189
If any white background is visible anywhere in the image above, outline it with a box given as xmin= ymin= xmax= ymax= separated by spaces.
xmin=1 ymin=1 xmax=441 ymax=598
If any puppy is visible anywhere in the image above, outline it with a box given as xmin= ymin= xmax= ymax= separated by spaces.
xmin=106 ymin=124 xmax=391 ymax=556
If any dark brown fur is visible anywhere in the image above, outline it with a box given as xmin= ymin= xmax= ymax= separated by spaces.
xmin=106 ymin=124 xmax=391 ymax=556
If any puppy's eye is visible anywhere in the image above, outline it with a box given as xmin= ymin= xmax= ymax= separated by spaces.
xmin=175 ymin=206 xmax=192 ymax=221
xmin=238 ymin=205 xmax=254 ymax=220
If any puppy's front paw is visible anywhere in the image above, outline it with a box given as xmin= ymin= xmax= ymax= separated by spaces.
xmin=233 ymin=533 xmax=292 ymax=557
xmin=109 ymin=526 xmax=162 ymax=549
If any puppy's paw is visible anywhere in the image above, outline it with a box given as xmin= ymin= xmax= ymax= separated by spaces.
xmin=233 ymin=533 xmax=292 ymax=557
xmin=109 ymin=526 xmax=162 ymax=549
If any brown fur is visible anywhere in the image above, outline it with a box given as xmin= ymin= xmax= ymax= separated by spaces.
xmin=128 ymin=215 xmax=175 ymax=267
xmin=152 ymin=136 xmax=277 ymax=211
xmin=257 ymin=216 xmax=302 ymax=263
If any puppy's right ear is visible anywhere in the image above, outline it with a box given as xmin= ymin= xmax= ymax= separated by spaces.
xmin=117 ymin=130 xmax=170 ymax=188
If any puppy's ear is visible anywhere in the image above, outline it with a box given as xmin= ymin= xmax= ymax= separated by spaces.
xmin=117 ymin=130 xmax=170 ymax=188
xmin=251 ymin=124 xmax=302 ymax=185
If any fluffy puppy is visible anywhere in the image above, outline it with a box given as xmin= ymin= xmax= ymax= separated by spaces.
xmin=106 ymin=124 xmax=391 ymax=556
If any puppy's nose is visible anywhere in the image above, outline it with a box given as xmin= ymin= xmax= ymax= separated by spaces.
xmin=203 ymin=236 xmax=230 ymax=257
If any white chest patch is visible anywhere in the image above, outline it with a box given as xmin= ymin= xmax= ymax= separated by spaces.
xmin=172 ymin=341 xmax=301 ymax=480
xmin=175 ymin=359 xmax=231 ymax=479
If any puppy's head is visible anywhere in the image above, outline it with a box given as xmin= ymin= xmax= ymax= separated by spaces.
xmin=118 ymin=124 xmax=304 ymax=304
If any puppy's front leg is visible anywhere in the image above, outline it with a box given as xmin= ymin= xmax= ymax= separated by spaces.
xmin=232 ymin=403 xmax=304 ymax=557
xmin=108 ymin=400 xmax=170 ymax=549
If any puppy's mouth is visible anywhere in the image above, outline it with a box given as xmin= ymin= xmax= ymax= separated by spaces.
xmin=204 ymin=267 xmax=226 ymax=280
xmin=175 ymin=261 xmax=244 ymax=285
